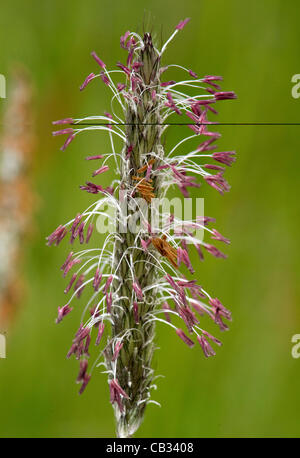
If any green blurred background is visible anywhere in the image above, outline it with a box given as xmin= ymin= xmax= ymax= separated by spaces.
xmin=0 ymin=0 xmax=300 ymax=438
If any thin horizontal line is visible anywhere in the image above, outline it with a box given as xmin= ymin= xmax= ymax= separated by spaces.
xmin=71 ymin=122 xmax=300 ymax=126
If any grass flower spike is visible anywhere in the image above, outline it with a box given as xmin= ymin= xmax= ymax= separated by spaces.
xmin=48 ymin=18 xmax=236 ymax=437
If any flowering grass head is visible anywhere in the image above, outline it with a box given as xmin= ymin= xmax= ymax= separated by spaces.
xmin=48 ymin=18 xmax=236 ymax=437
